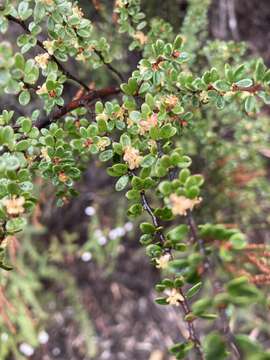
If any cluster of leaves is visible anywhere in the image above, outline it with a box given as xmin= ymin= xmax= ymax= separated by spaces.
xmin=1 ymin=0 xmax=270 ymax=359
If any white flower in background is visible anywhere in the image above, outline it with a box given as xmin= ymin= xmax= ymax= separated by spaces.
xmin=19 ymin=343 xmax=34 ymax=356
xmin=85 ymin=206 xmax=96 ymax=216
xmin=1 ymin=333 xmax=8 ymax=342
xmin=38 ymin=330 xmax=49 ymax=344
xmin=81 ymin=251 xmax=92 ymax=262
xmin=97 ymin=236 xmax=107 ymax=245
xmin=52 ymin=347 xmax=61 ymax=356
xmin=109 ymin=227 xmax=126 ymax=240
xmin=124 ymin=222 xmax=133 ymax=232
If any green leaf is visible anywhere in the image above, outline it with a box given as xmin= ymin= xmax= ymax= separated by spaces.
xmin=204 ymin=332 xmax=228 ymax=360
xmin=99 ymin=149 xmax=113 ymax=162
xmin=115 ymin=175 xmax=129 ymax=191
xmin=186 ymin=282 xmax=202 ymax=299
xmin=245 ymin=95 xmax=256 ymax=113
xmin=254 ymin=59 xmax=266 ymax=82
xmin=213 ymin=80 xmax=230 ymax=92
xmin=235 ymin=78 xmax=253 ymax=88
xmin=6 ymin=217 xmax=27 ymax=234
xmin=141 ymin=154 xmax=156 ymax=168
xmin=140 ymin=222 xmax=156 ymax=234
xmin=167 ymin=225 xmax=188 ymax=241
xmin=160 ymin=124 xmax=177 ymax=139
xmin=19 ymin=90 xmax=30 ymax=106
xmin=229 ymin=233 xmax=246 ymax=250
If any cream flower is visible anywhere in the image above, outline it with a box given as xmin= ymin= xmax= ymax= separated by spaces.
xmin=97 ymin=138 xmax=110 ymax=151
xmin=170 ymin=194 xmax=202 ymax=216
xmin=35 ymin=53 xmax=50 ymax=69
xmin=166 ymin=288 xmax=184 ymax=306
xmin=96 ymin=112 xmax=109 ymax=122
xmin=76 ymin=53 xmax=87 ymax=63
xmin=72 ymin=5 xmax=84 ymax=18
xmin=199 ymin=91 xmax=209 ymax=104
xmin=123 ymin=146 xmax=142 ymax=170
xmin=40 ymin=147 xmax=50 ymax=161
xmin=4 ymin=196 xmax=25 ymax=216
xmin=164 ymin=95 xmax=178 ymax=108
xmin=155 ymin=253 xmax=171 ymax=269
xmin=43 ymin=40 xmax=55 ymax=55
xmin=114 ymin=107 xmax=125 ymax=120
xmin=133 ymin=31 xmax=148 ymax=45
xmin=115 ymin=0 xmax=124 ymax=8
xmin=139 ymin=113 xmax=158 ymax=135
xmin=36 ymin=83 xmax=48 ymax=95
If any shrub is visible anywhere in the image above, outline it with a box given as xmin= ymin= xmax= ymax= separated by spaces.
xmin=0 ymin=0 xmax=270 ymax=358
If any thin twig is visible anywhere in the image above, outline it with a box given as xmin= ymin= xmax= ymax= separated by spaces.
xmin=34 ymin=86 xmax=120 ymax=129
xmin=94 ymin=49 xmax=124 ymax=82
xmin=186 ymin=211 xmax=241 ymax=359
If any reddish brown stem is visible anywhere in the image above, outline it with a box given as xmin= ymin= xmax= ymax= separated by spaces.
xmin=34 ymin=86 xmax=120 ymax=129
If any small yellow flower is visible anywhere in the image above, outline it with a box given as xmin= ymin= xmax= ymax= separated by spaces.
xmin=155 ymin=253 xmax=170 ymax=269
xmin=166 ymin=288 xmax=184 ymax=306
xmin=36 ymin=83 xmax=48 ymax=95
xmin=170 ymin=194 xmax=202 ymax=216
xmin=4 ymin=196 xmax=25 ymax=216
xmin=34 ymin=53 xmax=50 ymax=69
xmin=43 ymin=40 xmax=55 ymax=55
xmin=123 ymin=146 xmax=142 ymax=170
xmin=133 ymin=31 xmax=148 ymax=45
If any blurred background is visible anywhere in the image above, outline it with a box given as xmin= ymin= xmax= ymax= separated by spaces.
xmin=1 ymin=0 xmax=270 ymax=359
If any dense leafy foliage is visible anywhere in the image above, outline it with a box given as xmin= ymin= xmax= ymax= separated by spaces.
xmin=1 ymin=0 xmax=270 ymax=358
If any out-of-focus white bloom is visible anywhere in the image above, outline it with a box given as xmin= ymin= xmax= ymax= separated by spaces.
xmin=98 ymin=236 xmax=107 ymax=245
xmin=52 ymin=347 xmax=61 ymax=356
xmin=124 ymin=222 xmax=133 ymax=232
xmin=109 ymin=227 xmax=125 ymax=240
xmin=19 ymin=343 xmax=34 ymax=356
xmin=85 ymin=206 xmax=96 ymax=216
xmin=81 ymin=251 xmax=92 ymax=262
xmin=38 ymin=330 xmax=49 ymax=344
xmin=1 ymin=333 xmax=8 ymax=342
xmin=94 ymin=229 xmax=103 ymax=238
